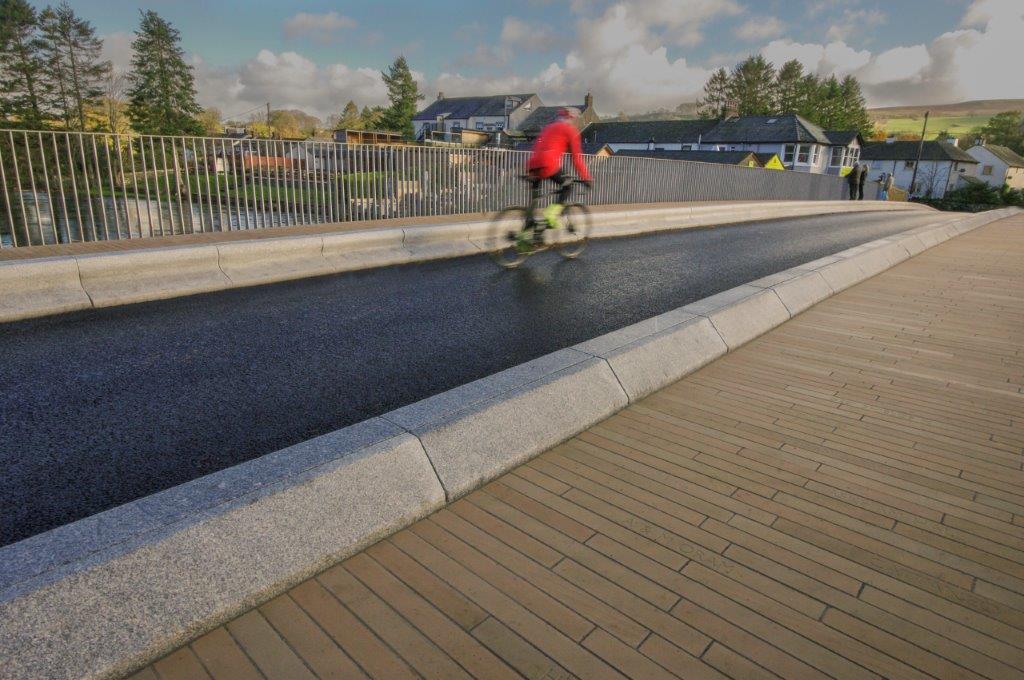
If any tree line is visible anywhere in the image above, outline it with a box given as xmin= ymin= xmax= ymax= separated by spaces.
xmin=0 ymin=0 xmax=425 ymax=139
xmin=698 ymin=55 xmax=873 ymax=136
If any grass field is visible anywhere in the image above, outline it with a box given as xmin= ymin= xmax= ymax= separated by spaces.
xmin=869 ymin=114 xmax=991 ymax=139
xmin=868 ymin=99 xmax=1024 ymax=139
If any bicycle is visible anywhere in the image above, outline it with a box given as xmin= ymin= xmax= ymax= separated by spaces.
xmin=488 ymin=176 xmax=593 ymax=269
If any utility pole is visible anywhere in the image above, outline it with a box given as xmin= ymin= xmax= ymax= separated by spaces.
xmin=266 ymin=102 xmax=272 ymax=138
xmin=909 ymin=111 xmax=929 ymax=197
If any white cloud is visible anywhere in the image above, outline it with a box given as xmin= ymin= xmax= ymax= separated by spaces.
xmin=187 ymin=0 xmax=1021 ymax=120
xmin=499 ymin=17 xmax=555 ymax=50
xmin=761 ymin=39 xmax=871 ymax=77
xmin=282 ymin=12 xmax=357 ymax=42
xmin=100 ymin=31 xmax=133 ymax=71
xmin=736 ymin=17 xmax=785 ymax=41
xmin=194 ymin=50 xmax=386 ymax=121
xmin=857 ymin=45 xmax=930 ymax=84
xmin=760 ymin=0 xmax=1023 ymax=105
xmin=622 ymin=0 xmax=743 ymax=46
xmin=825 ymin=9 xmax=886 ymax=42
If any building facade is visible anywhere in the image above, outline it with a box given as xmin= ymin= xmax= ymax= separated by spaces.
xmin=582 ymin=114 xmax=859 ymax=175
xmin=861 ymin=140 xmax=978 ymax=198
xmin=412 ymin=94 xmax=542 ymax=140
xmin=966 ymin=144 xmax=1024 ymax=190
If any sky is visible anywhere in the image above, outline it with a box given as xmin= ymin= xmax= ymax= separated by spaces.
xmin=55 ymin=0 xmax=1023 ymax=122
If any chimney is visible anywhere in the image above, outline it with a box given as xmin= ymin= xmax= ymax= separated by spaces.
xmin=722 ymin=98 xmax=739 ymax=120
xmin=946 ymin=137 xmax=959 ymax=146
xmin=584 ymin=92 xmax=593 ymax=110
xmin=437 ymin=91 xmax=445 ymax=100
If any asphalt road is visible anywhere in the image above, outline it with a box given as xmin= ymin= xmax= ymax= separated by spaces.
xmin=1 ymin=210 xmax=941 ymax=546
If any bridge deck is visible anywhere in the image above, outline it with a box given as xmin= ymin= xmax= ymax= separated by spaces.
xmin=0 ymin=200 xmax=750 ymax=261
xmin=134 ymin=214 xmax=1024 ymax=680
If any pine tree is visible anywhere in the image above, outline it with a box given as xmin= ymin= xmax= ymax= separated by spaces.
xmin=126 ymin=10 xmax=202 ymax=135
xmin=360 ymin=104 xmax=384 ymax=129
xmin=38 ymin=2 xmax=110 ymax=131
xmin=838 ymin=75 xmax=873 ymax=136
xmin=774 ymin=60 xmax=804 ymax=115
xmin=0 ymin=0 xmax=49 ymax=127
xmin=378 ymin=56 xmax=422 ymax=138
xmin=815 ymin=76 xmax=844 ymax=129
xmin=795 ymin=73 xmax=823 ymax=121
xmin=728 ymin=55 xmax=777 ymax=116
xmin=336 ymin=100 xmax=362 ymax=129
xmin=698 ymin=67 xmax=730 ymax=119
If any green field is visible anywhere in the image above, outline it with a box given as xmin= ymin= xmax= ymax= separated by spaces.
xmin=868 ymin=99 xmax=1024 ymax=140
xmin=870 ymin=114 xmax=991 ymax=139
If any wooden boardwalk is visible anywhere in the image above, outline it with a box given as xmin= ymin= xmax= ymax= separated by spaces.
xmin=133 ymin=215 xmax=1024 ymax=679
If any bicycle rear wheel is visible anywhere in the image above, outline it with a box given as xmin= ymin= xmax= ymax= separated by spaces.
xmin=554 ymin=203 xmax=592 ymax=259
xmin=488 ymin=206 xmax=530 ymax=269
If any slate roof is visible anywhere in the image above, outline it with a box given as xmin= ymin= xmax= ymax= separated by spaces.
xmin=582 ymin=119 xmax=717 ymax=145
xmin=862 ymin=140 xmax=978 ymax=163
xmin=513 ymin=140 xmax=612 ymax=155
xmin=519 ymin=105 xmax=586 ymax=134
xmin=754 ymin=153 xmax=782 ymax=166
xmin=980 ymin=144 xmax=1024 ymax=168
xmin=701 ymin=114 xmax=831 ymax=144
xmin=413 ymin=94 xmax=536 ymax=122
xmin=824 ymin=130 xmax=861 ymax=146
xmin=613 ymin=150 xmax=760 ymax=166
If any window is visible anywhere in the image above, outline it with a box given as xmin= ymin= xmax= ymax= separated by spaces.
xmin=811 ymin=146 xmax=820 ymax=165
xmin=830 ymin=147 xmax=844 ymax=167
xmin=982 ymin=165 xmax=994 ymax=176
xmin=783 ymin=144 xmax=795 ymax=163
xmin=848 ymin=147 xmax=860 ymax=164
xmin=476 ymin=122 xmax=485 ymax=130
xmin=680 ymin=144 xmax=693 ymax=151
xmin=904 ymin=160 xmax=915 ymax=170
xmin=796 ymin=145 xmax=810 ymax=164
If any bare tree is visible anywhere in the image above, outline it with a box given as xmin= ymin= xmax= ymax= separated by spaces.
xmin=103 ymin=68 xmax=129 ymax=133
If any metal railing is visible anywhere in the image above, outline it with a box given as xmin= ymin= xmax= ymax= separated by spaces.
xmin=0 ymin=128 xmax=857 ymax=248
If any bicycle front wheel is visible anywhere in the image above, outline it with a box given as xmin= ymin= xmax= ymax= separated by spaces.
xmin=488 ymin=206 xmax=530 ymax=269
xmin=554 ymin=203 xmax=592 ymax=259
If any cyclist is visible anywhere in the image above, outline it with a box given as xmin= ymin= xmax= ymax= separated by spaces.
xmin=523 ymin=107 xmax=592 ymax=249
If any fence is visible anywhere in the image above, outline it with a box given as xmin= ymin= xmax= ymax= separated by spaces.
xmin=0 ymin=128 xmax=857 ymax=248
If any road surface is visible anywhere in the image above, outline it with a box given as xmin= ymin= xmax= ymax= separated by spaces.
xmin=0 ymin=210 xmax=941 ymax=545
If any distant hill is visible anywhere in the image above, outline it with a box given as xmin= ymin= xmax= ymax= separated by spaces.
xmin=604 ymin=98 xmax=1024 ymax=139
xmin=868 ymin=99 xmax=1024 ymax=139
xmin=603 ymin=102 xmax=701 ymax=122
xmin=869 ymin=99 xmax=1024 ymax=119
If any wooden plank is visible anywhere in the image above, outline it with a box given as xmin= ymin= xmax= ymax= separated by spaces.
xmin=258 ymin=595 xmax=367 ymax=679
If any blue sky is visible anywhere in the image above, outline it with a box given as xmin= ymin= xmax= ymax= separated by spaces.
xmin=55 ymin=0 xmax=1021 ymax=120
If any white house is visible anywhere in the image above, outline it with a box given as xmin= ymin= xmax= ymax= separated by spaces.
xmin=966 ymin=144 xmax=1024 ymax=190
xmin=581 ymin=114 xmax=860 ymax=175
xmin=413 ymin=93 xmax=542 ymax=141
xmin=694 ymin=115 xmax=860 ymax=175
xmin=861 ymin=139 xmax=978 ymax=198
xmin=581 ymin=119 xmax=718 ymax=152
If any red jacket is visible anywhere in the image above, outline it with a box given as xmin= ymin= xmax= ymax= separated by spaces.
xmin=527 ymin=120 xmax=591 ymax=181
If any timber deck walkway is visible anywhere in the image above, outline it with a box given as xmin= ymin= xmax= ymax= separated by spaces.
xmin=133 ymin=214 xmax=1024 ymax=679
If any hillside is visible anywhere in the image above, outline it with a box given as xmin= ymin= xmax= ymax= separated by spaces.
xmin=868 ymin=99 xmax=1024 ymax=118
xmin=868 ymin=99 xmax=1024 ymax=139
